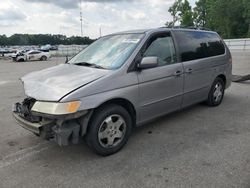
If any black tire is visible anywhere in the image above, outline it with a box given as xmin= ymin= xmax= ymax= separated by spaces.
xmin=18 ymin=58 xmax=24 ymax=62
xmin=86 ymin=104 xmax=132 ymax=156
xmin=41 ymin=56 xmax=47 ymax=61
xmin=206 ymin=77 xmax=225 ymax=106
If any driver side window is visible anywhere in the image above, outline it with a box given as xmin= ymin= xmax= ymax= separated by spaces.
xmin=143 ymin=33 xmax=177 ymax=66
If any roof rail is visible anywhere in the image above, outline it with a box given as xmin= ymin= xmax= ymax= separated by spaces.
xmin=160 ymin=26 xmax=211 ymax=31
xmin=185 ymin=26 xmax=211 ymax=31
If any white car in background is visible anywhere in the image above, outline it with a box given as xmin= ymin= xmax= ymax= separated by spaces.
xmin=13 ymin=50 xmax=51 ymax=62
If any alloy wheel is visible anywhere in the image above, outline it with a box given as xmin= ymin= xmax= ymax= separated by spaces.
xmin=98 ymin=114 xmax=126 ymax=148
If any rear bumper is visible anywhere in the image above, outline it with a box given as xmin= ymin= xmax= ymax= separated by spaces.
xmin=12 ymin=112 xmax=42 ymax=134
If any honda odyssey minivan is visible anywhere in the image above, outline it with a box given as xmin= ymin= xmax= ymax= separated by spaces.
xmin=12 ymin=28 xmax=232 ymax=155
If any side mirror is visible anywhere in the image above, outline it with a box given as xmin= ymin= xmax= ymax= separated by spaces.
xmin=138 ymin=56 xmax=158 ymax=69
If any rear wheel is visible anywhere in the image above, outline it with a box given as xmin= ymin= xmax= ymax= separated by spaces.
xmin=86 ymin=104 xmax=132 ymax=156
xmin=41 ymin=56 xmax=47 ymax=61
xmin=206 ymin=77 xmax=225 ymax=106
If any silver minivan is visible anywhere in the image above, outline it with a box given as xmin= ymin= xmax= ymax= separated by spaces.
xmin=13 ymin=28 xmax=232 ymax=155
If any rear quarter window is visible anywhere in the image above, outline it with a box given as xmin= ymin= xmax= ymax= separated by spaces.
xmin=29 ymin=51 xmax=40 ymax=54
xmin=174 ymin=31 xmax=225 ymax=62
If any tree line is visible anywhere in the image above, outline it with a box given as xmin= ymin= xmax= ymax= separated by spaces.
xmin=0 ymin=34 xmax=95 ymax=46
xmin=1 ymin=0 xmax=249 ymax=45
xmin=166 ymin=0 xmax=250 ymax=39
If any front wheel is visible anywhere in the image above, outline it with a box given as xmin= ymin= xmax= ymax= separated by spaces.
xmin=206 ymin=77 xmax=225 ymax=106
xmin=18 ymin=58 xmax=24 ymax=62
xmin=86 ymin=104 xmax=132 ymax=156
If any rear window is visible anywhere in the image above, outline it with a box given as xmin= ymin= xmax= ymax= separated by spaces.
xmin=174 ymin=31 xmax=225 ymax=62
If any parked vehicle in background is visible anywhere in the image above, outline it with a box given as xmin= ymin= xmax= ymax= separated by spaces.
xmin=50 ymin=45 xmax=58 ymax=50
xmin=40 ymin=44 xmax=51 ymax=51
xmin=40 ymin=44 xmax=58 ymax=51
xmin=12 ymin=50 xmax=51 ymax=62
xmin=12 ymin=28 xmax=232 ymax=156
xmin=11 ymin=51 xmax=25 ymax=61
xmin=0 ymin=47 xmax=17 ymax=56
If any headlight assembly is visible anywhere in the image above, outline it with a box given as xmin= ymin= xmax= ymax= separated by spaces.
xmin=31 ymin=101 xmax=81 ymax=115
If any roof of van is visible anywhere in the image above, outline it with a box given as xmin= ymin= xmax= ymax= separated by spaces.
xmin=112 ymin=27 xmax=216 ymax=35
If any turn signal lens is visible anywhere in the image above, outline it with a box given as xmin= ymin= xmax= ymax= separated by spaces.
xmin=66 ymin=101 xmax=81 ymax=113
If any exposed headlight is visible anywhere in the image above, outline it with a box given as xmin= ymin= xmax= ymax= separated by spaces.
xmin=31 ymin=101 xmax=81 ymax=115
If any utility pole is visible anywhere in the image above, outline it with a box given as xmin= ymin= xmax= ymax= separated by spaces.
xmin=79 ymin=0 xmax=83 ymax=37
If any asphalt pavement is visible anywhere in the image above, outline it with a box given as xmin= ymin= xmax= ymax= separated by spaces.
xmin=0 ymin=51 xmax=249 ymax=188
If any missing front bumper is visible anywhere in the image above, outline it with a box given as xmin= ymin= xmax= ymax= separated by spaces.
xmin=12 ymin=101 xmax=92 ymax=146
xmin=12 ymin=112 xmax=42 ymax=134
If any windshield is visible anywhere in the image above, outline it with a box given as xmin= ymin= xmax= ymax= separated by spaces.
xmin=69 ymin=33 xmax=144 ymax=70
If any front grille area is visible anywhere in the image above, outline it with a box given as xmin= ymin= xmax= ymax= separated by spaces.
xmin=18 ymin=98 xmax=41 ymax=123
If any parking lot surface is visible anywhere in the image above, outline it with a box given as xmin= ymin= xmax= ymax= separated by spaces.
xmin=0 ymin=51 xmax=250 ymax=188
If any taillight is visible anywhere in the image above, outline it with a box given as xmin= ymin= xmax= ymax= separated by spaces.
xmin=229 ymin=57 xmax=232 ymax=64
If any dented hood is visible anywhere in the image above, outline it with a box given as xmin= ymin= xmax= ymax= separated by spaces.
xmin=21 ymin=64 xmax=110 ymax=101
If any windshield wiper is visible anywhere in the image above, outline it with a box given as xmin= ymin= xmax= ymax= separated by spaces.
xmin=74 ymin=62 xmax=105 ymax=69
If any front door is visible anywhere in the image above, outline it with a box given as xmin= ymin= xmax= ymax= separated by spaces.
xmin=137 ymin=32 xmax=184 ymax=123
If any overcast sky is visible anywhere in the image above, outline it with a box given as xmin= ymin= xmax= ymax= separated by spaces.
xmin=0 ymin=0 xmax=196 ymax=39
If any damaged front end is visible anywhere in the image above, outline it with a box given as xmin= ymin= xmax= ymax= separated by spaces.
xmin=12 ymin=97 xmax=92 ymax=146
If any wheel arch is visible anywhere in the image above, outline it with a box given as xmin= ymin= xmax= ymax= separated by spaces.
xmin=94 ymin=98 xmax=137 ymax=126
xmin=40 ymin=55 xmax=47 ymax=60
xmin=18 ymin=58 xmax=24 ymax=62
xmin=83 ymin=97 xmax=136 ymax=139
xmin=84 ymin=97 xmax=135 ymax=155
xmin=217 ymin=74 xmax=226 ymax=85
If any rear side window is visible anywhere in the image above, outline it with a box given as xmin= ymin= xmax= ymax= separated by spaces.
xmin=174 ymin=31 xmax=225 ymax=62
xmin=29 ymin=51 xmax=40 ymax=54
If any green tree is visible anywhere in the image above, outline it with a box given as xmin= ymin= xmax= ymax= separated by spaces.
xmin=0 ymin=34 xmax=95 ymax=46
xmin=206 ymin=0 xmax=249 ymax=38
xmin=193 ymin=0 xmax=207 ymax=27
xmin=167 ymin=0 xmax=182 ymax=27
xmin=167 ymin=0 xmax=194 ymax=27
xmin=242 ymin=0 xmax=250 ymax=37
xmin=167 ymin=0 xmax=250 ymax=38
xmin=0 ymin=35 xmax=8 ymax=46
xmin=165 ymin=21 xmax=174 ymax=27
xmin=179 ymin=0 xmax=194 ymax=27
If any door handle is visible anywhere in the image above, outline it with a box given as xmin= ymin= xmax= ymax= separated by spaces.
xmin=185 ymin=68 xmax=193 ymax=74
xmin=173 ymin=70 xmax=182 ymax=77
